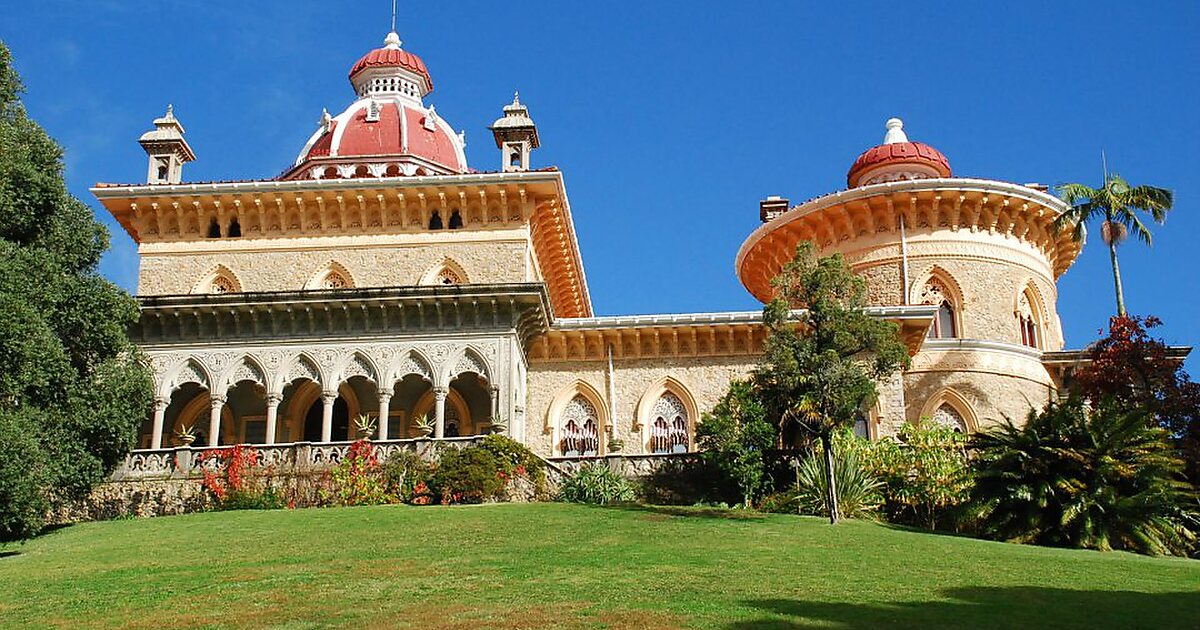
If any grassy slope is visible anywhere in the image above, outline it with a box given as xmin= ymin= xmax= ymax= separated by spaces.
xmin=0 ymin=504 xmax=1197 ymax=629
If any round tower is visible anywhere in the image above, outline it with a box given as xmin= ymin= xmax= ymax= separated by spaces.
xmin=736 ymin=119 xmax=1083 ymax=432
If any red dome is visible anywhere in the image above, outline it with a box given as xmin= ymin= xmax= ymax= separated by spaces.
xmin=349 ymin=47 xmax=433 ymax=92
xmin=847 ymin=141 xmax=950 ymax=188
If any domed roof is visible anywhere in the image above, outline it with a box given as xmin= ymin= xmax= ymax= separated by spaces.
xmin=348 ymin=32 xmax=433 ymax=94
xmin=281 ymin=32 xmax=467 ymax=180
xmin=847 ymin=118 xmax=951 ymax=188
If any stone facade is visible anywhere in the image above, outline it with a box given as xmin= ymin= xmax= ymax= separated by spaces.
xmin=138 ymin=231 xmax=534 ymax=295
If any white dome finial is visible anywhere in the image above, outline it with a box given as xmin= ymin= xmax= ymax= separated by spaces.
xmin=883 ymin=117 xmax=908 ymax=144
xmin=384 ymin=31 xmax=402 ymax=50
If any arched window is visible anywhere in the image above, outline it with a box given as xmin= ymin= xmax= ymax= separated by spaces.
xmin=322 ymin=271 xmax=349 ymax=290
xmin=509 ymin=149 xmax=522 ymax=168
xmin=919 ymin=276 xmax=958 ymax=339
xmin=210 ymin=275 xmax=235 ymax=294
xmin=206 ymin=218 xmax=221 ymax=238
xmin=559 ymin=394 xmax=599 ymax=457
xmin=448 ymin=209 xmax=463 ymax=229
xmin=1017 ymin=289 xmax=1040 ymax=349
xmin=931 ymin=403 xmax=967 ymax=433
xmin=649 ymin=392 xmax=689 ymax=454
xmin=428 ymin=211 xmax=443 ymax=230
xmin=157 ymin=162 xmax=169 ymax=181
xmin=228 ymin=217 xmax=242 ymax=238
xmin=437 ymin=268 xmax=462 ymax=285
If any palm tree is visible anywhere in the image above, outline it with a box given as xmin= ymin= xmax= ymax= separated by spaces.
xmin=1055 ymin=174 xmax=1173 ymax=316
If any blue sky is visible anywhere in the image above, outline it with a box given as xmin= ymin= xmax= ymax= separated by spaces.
xmin=5 ymin=2 xmax=1199 ymax=367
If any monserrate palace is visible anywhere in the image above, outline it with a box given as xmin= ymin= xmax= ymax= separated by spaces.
xmin=92 ymin=29 xmax=1084 ymax=464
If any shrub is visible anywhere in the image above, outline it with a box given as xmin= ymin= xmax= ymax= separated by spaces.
xmin=559 ymin=463 xmax=636 ymax=505
xmin=696 ymin=380 xmax=775 ymax=507
xmin=199 ymin=444 xmax=283 ymax=510
xmin=853 ymin=423 xmax=972 ymax=530
xmin=430 ymin=446 xmax=506 ymax=504
xmin=768 ymin=441 xmax=881 ymax=519
xmin=323 ymin=440 xmax=390 ymax=506
xmin=967 ymin=397 xmax=1198 ymax=556
xmin=382 ymin=450 xmax=435 ymax=505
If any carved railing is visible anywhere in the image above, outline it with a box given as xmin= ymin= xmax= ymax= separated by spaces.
xmin=547 ymin=452 xmax=699 ymax=479
xmin=111 ymin=437 xmax=492 ymax=481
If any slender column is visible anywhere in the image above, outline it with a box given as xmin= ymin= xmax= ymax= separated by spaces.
xmin=264 ymin=393 xmax=282 ymax=445
xmin=489 ymin=385 xmax=501 ymax=433
xmin=320 ymin=391 xmax=337 ymax=443
xmin=377 ymin=390 xmax=392 ymax=440
xmin=434 ymin=386 xmax=448 ymax=439
xmin=150 ymin=396 xmax=168 ymax=450
xmin=208 ymin=394 xmax=226 ymax=447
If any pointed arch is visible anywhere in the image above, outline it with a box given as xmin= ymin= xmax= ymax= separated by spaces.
xmin=912 ymin=265 xmax=964 ymax=339
xmin=1014 ymin=279 xmax=1049 ymax=349
xmin=420 ymin=257 xmax=469 ymax=286
xmin=193 ymin=264 xmax=242 ymax=295
xmin=220 ymin=354 xmax=268 ymax=392
xmin=547 ymin=380 xmax=608 ymax=457
xmin=335 ymin=351 xmax=380 ymax=387
xmin=635 ymin=376 xmax=699 ymax=454
xmin=919 ymin=388 xmax=978 ymax=433
xmin=443 ymin=346 xmax=491 ymax=385
xmin=388 ymin=349 xmax=434 ymax=388
xmin=278 ymin=352 xmax=324 ymax=392
xmin=305 ymin=260 xmax=355 ymax=290
xmin=162 ymin=357 xmax=212 ymax=398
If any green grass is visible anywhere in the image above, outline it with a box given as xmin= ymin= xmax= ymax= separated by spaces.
xmin=0 ymin=504 xmax=1197 ymax=629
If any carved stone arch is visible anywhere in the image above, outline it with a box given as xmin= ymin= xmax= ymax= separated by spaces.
xmin=443 ymin=346 xmax=491 ymax=384
xmin=221 ymin=354 xmax=268 ymax=392
xmin=388 ymin=349 xmax=434 ymax=387
xmin=919 ymin=388 xmax=979 ymax=434
xmin=163 ymin=357 xmax=212 ymax=397
xmin=547 ymin=380 xmax=608 ymax=457
xmin=1014 ymin=278 xmax=1051 ymax=349
xmin=635 ymin=376 xmax=699 ymax=453
xmin=1013 ymin=278 xmax=1050 ymax=323
xmin=420 ymin=257 xmax=469 ymax=286
xmin=279 ymin=352 xmax=324 ymax=392
xmin=305 ymin=260 xmax=356 ymax=290
xmin=193 ymin=264 xmax=243 ymax=295
xmin=336 ymin=351 xmax=380 ymax=386
xmin=910 ymin=264 xmax=964 ymax=308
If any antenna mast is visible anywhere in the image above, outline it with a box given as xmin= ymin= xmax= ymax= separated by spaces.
xmin=391 ymin=0 xmax=397 ymax=32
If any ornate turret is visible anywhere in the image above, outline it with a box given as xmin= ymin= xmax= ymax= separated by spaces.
xmin=846 ymin=118 xmax=951 ymax=188
xmin=138 ymin=105 xmax=195 ymax=185
xmin=490 ymin=93 xmax=539 ymax=172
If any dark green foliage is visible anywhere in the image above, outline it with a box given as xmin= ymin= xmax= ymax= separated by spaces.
xmin=967 ymin=397 xmax=1198 ymax=556
xmin=0 ymin=42 xmax=151 ymax=540
xmin=776 ymin=437 xmax=881 ymax=520
xmin=558 ymin=463 xmax=636 ymax=505
xmin=431 ymin=446 xmax=506 ymax=503
xmin=753 ymin=241 xmax=909 ymax=522
xmin=382 ymin=450 xmax=435 ymax=504
xmin=220 ymin=489 xmax=286 ymax=511
xmin=696 ymin=380 xmax=775 ymax=507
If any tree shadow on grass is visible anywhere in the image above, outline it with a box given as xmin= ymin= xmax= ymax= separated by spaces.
xmin=601 ymin=503 xmax=767 ymax=521
xmin=729 ymin=587 xmax=1200 ymax=629
xmin=0 ymin=551 xmax=19 ymax=559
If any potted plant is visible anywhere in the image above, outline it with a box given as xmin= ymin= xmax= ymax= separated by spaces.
xmin=412 ymin=413 xmax=435 ymax=438
xmin=489 ymin=417 xmax=508 ymax=434
xmin=175 ymin=424 xmax=197 ymax=447
xmin=353 ymin=413 xmax=377 ymax=440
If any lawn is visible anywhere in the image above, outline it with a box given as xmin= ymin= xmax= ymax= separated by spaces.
xmin=0 ymin=504 xmax=1197 ymax=629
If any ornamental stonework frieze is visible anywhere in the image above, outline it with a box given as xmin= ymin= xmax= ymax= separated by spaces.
xmin=145 ymin=337 xmax=510 ymax=398
xmin=908 ymin=343 xmax=1051 ymax=385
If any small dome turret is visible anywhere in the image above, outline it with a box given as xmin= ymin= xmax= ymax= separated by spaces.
xmin=846 ymin=118 xmax=951 ymax=188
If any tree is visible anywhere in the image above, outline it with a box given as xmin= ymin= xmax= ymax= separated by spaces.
xmin=696 ymin=380 xmax=775 ymax=507
xmin=1055 ymin=174 xmax=1173 ymax=316
xmin=1071 ymin=315 xmax=1200 ymax=485
xmin=0 ymin=42 xmax=151 ymax=541
xmin=753 ymin=241 xmax=910 ymax=523
xmin=967 ymin=397 xmax=1197 ymax=557
xmin=853 ymin=423 xmax=972 ymax=530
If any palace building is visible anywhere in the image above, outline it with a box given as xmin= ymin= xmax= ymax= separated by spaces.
xmin=92 ymin=28 xmax=1083 ymax=463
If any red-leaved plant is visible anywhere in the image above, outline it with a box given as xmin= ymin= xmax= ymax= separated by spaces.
xmin=200 ymin=444 xmax=261 ymax=502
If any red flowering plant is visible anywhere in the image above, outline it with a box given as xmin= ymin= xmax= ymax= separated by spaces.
xmin=323 ymin=439 xmax=390 ymax=506
xmin=199 ymin=444 xmax=282 ymax=510
xmin=1072 ymin=315 xmax=1200 ymax=484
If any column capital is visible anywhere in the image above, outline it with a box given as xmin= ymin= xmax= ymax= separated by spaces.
xmin=209 ymin=394 xmax=227 ymax=408
xmin=266 ymin=392 xmax=284 ymax=405
xmin=377 ymin=389 xmax=393 ymax=402
xmin=433 ymin=386 xmax=449 ymax=397
xmin=321 ymin=390 xmax=338 ymax=403
xmin=154 ymin=395 xmax=169 ymax=408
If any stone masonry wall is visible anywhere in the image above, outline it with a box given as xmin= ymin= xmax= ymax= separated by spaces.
xmin=138 ymin=234 xmax=531 ymax=295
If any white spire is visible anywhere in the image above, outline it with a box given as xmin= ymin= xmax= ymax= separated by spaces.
xmin=383 ymin=31 xmax=402 ymax=49
xmin=883 ymin=117 xmax=908 ymax=144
